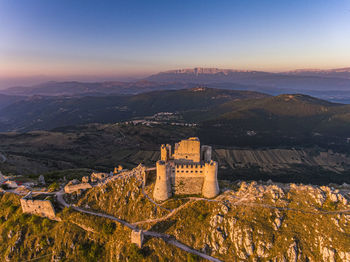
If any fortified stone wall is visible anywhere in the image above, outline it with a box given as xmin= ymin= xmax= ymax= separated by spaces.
xmin=175 ymin=163 xmax=205 ymax=176
xmin=173 ymin=137 xmax=201 ymax=162
xmin=64 ymin=183 xmax=92 ymax=194
xmin=172 ymin=176 xmax=204 ymax=195
xmin=20 ymin=198 xmax=56 ymax=219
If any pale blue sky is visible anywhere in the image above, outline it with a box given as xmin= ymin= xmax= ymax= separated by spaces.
xmin=0 ymin=0 xmax=349 ymax=80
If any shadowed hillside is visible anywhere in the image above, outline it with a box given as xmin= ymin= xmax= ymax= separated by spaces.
xmin=0 ymin=88 xmax=268 ymax=131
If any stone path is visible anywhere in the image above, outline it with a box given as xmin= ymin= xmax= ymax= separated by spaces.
xmin=132 ymin=199 xmax=195 ymax=225
xmin=55 ymin=190 xmax=222 ymax=262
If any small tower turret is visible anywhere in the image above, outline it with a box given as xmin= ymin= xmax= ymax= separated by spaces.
xmin=201 ymin=145 xmax=212 ymax=162
xmin=153 ymin=160 xmax=171 ymax=201
xmin=160 ymin=144 xmax=171 ymax=161
xmin=202 ymin=160 xmax=219 ymax=198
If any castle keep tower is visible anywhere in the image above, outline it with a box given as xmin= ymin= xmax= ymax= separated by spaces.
xmin=153 ymin=137 xmax=219 ymax=201
xmin=202 ymin=160 xmax=219 ymax=198
xmin=153 ymin=161 xmax=172 ymax=201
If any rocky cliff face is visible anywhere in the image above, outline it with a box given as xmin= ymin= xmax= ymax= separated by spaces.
xmin=73 ymin=166 xmax=350 ymax=261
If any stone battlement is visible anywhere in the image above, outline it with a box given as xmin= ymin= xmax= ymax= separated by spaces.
xmin=175 ymin=163 xmax=205 ymax=169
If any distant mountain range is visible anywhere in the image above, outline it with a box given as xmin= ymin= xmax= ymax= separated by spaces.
xmin=147 ymin=67 xmax=350 ymax=97
xmin=1 ymin=67 xmax=350 ymax=103
xmin=285 ymin=67 xmax=350 ymax=79
xmin=148 ymin=67 xmax=350 ymax=80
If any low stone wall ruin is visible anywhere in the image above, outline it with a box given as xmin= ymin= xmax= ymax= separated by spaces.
xmin=20 ymin=197 xmax=56 ymax=219
xmin=64 ymin=183 xmax=92 ymax=194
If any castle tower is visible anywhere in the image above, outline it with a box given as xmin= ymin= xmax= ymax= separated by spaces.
xmin=201 ymin=145 xmax=212 ymax=162
xmin=173 ymin=137 xmax=200 ymax=162
xmin=153 ymin=160 xmax=171 ymax=201
xmin=131 ymin=229 xmax=144 ymax=248
xmin=160 ymin=144 xmax=171 ymax=161
xmin=202 ymin=160 xmax=219 ymax=198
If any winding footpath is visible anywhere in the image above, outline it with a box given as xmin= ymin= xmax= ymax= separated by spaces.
xmin=55 ymin=190 xmax=222 ymax=262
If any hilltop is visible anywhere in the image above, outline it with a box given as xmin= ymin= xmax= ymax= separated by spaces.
xmin=1 ymin=165 xmax=350 ymax=261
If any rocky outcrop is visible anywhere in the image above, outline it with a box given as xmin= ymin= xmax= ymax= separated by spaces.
xmin=63 ymin=166 xmax=350 ymax=261
xmin=183 ymin=181 xmax=350 ymax=261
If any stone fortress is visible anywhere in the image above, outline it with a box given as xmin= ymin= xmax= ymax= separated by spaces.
xmin=153 ymin=137 xmax=219 ymax=201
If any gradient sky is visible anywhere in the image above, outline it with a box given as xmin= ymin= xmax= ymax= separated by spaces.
xmin=0 ymin=0 xmax=350 ymax=82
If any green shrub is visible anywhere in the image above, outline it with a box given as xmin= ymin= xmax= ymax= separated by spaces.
xmin=8 ymin=205 xmax=18 ymax=214
xmin=42 ymin=218 xmax=52 ymax=230
xmin=197 ymin=213 xmax=207 ymax=221
xmin=77 ymin=241 xmax=103 ymax=262
xmin=128 ymin=244 xmax=144 ymax=262
xmin=0 ymin=184 xmax=9 ymax=190
xmin=187 ymin=253 xmax=199 ymax=262
xmin=102 ymin=222 xmax=116 ymax=236
xmin=29 ymin=215 xmax=41 ymax=225
xmin=39 ymin=238 xmax=47 ymax=248
xmin=19 ymin=213 xmax=30 ymax=224
xmin=48 ymin=182 xmax=60 ymax=192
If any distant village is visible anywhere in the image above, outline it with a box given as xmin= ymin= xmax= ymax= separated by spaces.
xmin=120 ymin=112 xmax=197 ymax=127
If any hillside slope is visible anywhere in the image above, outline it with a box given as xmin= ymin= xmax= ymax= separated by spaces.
xmin=194 ymin=94 xmax=350 ymax=147
xmin=1 ymin=124 xmax=350 ymax=185
xmin=0 ymin=88 xmax=268 ymax=131
xmin=2 ymin=167 xmax=350 ymax=261
xmin=0 ymin=81 xmax=192 ymax=96
xmin=0 ymin=94 xmax=24 ymax=110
